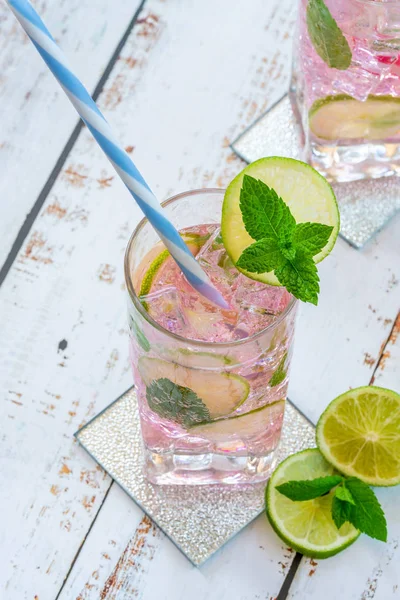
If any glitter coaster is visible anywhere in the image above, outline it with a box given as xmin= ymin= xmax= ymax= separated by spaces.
xmin=232 ymin=94 xmax=400 ymax=248
xmin=75 ymin=388 xmax=315 ymax=565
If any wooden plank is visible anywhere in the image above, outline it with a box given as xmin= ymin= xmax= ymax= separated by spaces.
xmin=287 ymin=313 xmax=400 ymax=600
xmin=2 ymin=0 xmax=399 ymax=598
xmin=44 ymin=0 xmax=400 ymax=597
xmin=289 ymin=212 xmax=400 ymax=422
xmin=57 ymin=483 xmax=295 ymax=600
xmin=0 ymin=0 xmax=143 ymax=268
xmin=0 ymin=0 xmax=299 ymax=598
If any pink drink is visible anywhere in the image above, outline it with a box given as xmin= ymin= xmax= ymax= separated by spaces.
xmin=292 ymin=0 xmax=400 ymax=181
xmin=125 ymin=190 xmax=297 ymax=485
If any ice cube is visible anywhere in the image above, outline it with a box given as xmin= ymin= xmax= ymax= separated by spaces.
xmin=140 ymin=286 xmax=190 ymax=335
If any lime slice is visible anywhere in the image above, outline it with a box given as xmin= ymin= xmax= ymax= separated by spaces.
xmin=222 ymin=157 xmax=339 ymax=285
xmin=316 ymin=386 xmax=400 ymax=486
xmin=139 ymin=248 xmax=169 ymax=298
xmin=139 ymin=233 xmax=208 ymax=297
xmin=172 ymin=349 xmax=233 ymax=368
xmin=266 ymin=449 xmax=359 ymax=558
xmin=190 ymin=399 xmax=285 ymax=442
xmin=309 ymin=94 xmax=400 ymax=141
xmin=138 ymin=357 xmax=249 ymax=418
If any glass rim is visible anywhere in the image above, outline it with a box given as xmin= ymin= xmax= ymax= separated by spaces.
xmin=124 ymin=188 xmax=298 ymax=349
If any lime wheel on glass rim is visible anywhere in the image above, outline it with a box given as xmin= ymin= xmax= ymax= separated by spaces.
xmin=309 ymin=94 xmax=400 ymax=141
xmin=221 ymin=157 xmax=339 ymax=286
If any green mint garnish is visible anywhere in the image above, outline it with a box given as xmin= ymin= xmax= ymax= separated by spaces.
xmin=307 ymin=0 xmax=352 ymax=70
xmin=146 ymin=378 xmax=210 ymax=428
xmin=343 ymin=477 xmax=387 ymax=542
xmin=276 ymin=475 xmax=388 ymax=542
xmin=129 ymin=316 xmax=150 ymax=352
xmin=332 ymin=496 xmax=353 ymax=530
xmin=269 ymin=352 xmax=288 ymax=388
xmin=276 ymin=475 xmax=343 ymax=501
xmin=236 ymin=175 xmax=333 ymax=304
xmin=334 ymin=482 xmax=355 ymax=505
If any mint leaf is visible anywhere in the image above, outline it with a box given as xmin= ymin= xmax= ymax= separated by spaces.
xmin=129 ymin=316 xmax=150 ymax=352
xmin=236 ymin=238 xmax=286 ymax=273
xmin=292 ymin=222 xmax=333 ymax=257
xmin=307 ymin=0 xmax=352 ymax=70
xmin=146 ymin=378 xmax=210 ymax=428
xmin=345 ymin=478 xmax=387 ymax=542
xmin=332 ymin=496 xmax=352 ymax=529
xmin=276 ymin=475 xmax=343 ymax=501
xmin=279 ymin=239 xmax=296 ymax=262
xmin=275 ymin=252 xmax=320 ymax=305
xmin=240 ymin=175 xmax=296 ymax=242
xmin=236 ymin=175 xmax=332 ymax=305
xmin=335 ymin=484 xmax=355 ymax=505
xmin=269 ymin=352 xmax=288 ymax=387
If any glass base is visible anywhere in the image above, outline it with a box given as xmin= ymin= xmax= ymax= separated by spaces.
xmin=144 ymin=447 xmax=279 ymax=485
xmin=309 ymin=140 xmax=400 ymax=183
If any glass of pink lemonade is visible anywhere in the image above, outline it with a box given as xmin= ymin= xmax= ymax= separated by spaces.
xmin=125 ymin=156 xmax=339 ymax=485
xmin=292 ymin=0 xmax=400 ymax=182
xmin=125 ymin=190 xmax=297 ymax=485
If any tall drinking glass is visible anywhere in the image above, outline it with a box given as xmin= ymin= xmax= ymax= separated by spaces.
xmin=291 ymin=0 xmax=400 ymax=182
xmin=124 ymin=190 xmax=297 ymax=485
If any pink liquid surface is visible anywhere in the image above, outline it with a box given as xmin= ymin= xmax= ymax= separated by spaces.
xmin=141 ymin=224 xmax=292 ymax=343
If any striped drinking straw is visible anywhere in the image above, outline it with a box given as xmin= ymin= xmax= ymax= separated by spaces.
xmin=6 ymin=0 xmax=230 ymax=310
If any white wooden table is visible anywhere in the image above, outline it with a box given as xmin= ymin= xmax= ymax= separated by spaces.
xmin=1 ymin=1 xmax=399 ymax=598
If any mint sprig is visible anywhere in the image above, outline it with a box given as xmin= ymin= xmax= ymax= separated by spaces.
xmin=237 ymin=175 xmax=333 ymax=304
xmin=277 ymin=475 xmax=388 ymax=542
xmin=146 ymin=378 xmax=210 ymax=428
xmin=307 ymin=0 xmax=352 ymax=70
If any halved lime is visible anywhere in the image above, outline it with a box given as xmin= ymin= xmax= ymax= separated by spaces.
xmin=138 ymin=357 xmax=249 ymax=418
xmin=221 ymin=157 xmax=339 ymax=285
xmin=309 ymin=94 xmax=400 ymax=141
xmin=317 ymin=386 xmax=400 ymax=486
xmin=190 ymin=399 xmax=285 ymax=441
xmin=266 ymin=449 xmax=359 ymax=558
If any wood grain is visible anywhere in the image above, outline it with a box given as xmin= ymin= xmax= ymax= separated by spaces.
xmin=287 ymin=315 xmax=400 ymax=600
xmin=1 ymin=0 xmax=399 ymax=598
xmin=0 ymin=0 xmax=143 ymax=267
xmin=58 ymin=483 xmax=297 ymax=600
xmin=0 ymin=0 xmax=298 ymax=598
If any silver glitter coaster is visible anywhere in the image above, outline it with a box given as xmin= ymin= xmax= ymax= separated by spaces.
xmin=75 ymin=388 xmax=315 ymax=566
xmin=232 ymin=94 xmax=400 ymax=248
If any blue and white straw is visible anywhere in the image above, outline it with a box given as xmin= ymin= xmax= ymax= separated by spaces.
xmin=7 ymin=0 xmax=229 ymax=309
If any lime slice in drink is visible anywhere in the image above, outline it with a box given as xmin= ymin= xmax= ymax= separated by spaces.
xmin=309 ymin=94 xmax=400 ymax=141
xmin=139 ymin=233 xmax=208 ymax=298
xmin=266 ymin=449 xmax=359 ymax=558
xmin=138 ymin=357 xmax=249 ymax=418
xmin=317 ymin=386 xmax=400 ymax=486
xmin=190 ymin=399 xmax=285 ymax=441
xmin=171 ymin=349 xmax=233 ymax=368
xmin=222 ymin=157 xmax=339 ymax=285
